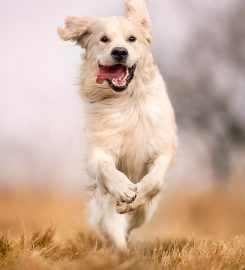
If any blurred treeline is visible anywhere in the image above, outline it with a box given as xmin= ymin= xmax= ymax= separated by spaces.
xmin=156 ymin=0 xmax=245 ymax=181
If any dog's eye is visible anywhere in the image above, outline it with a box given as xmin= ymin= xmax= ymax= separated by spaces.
xmin=100 ymin=36 xmax=109 ymax=43
xmin=128 ymin=36 xmax=137 ymax=42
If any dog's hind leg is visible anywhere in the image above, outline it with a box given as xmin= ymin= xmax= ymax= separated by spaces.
xmin=88 ymin=193 xmax=128 ymax=249
xmin=102 ymin=209 xmax=128 ymax=249
xmin=126 ymin=194 xmax=160 ymax=243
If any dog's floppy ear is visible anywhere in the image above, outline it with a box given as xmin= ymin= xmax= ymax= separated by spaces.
xmin=125 ymin=0 xmax=151 ymax=30
xmin=58 ymin=16 xmax=93 ymax=48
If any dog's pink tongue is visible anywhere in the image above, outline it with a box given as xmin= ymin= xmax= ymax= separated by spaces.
xmin=96 ymin=65 xmax=125 ymax=84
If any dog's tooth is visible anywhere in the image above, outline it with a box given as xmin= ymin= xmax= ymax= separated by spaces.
xmin=122 ymin=68 xmax=129 ymax=81
xmin=112 ymin=78 xmax=126 ymax=87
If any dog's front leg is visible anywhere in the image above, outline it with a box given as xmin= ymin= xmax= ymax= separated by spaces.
xmin=116 ymin=154 xmax=174 ymax=214
xmin=87 ymin=149 xmax=137 ymax=203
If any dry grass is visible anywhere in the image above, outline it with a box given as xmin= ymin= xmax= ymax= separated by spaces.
xmin=0 ymin=182 xmax=245 ymax=270
xmin=0 ymin=229 xmax=244 ymax=270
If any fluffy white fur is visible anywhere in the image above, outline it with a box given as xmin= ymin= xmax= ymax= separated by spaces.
xmin=58 ymin=0 xmax=178 ymax=248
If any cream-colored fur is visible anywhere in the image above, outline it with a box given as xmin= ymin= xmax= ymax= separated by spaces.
xmin=58 ymin=0 xmax=178 ymax=248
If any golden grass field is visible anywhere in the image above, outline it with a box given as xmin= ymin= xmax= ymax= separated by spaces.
xmin=0 ymin=181 xmax=245 ymax=270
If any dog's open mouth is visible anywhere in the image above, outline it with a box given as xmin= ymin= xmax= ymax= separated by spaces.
xmin=96 ymin=64 xmax=136 ymax=92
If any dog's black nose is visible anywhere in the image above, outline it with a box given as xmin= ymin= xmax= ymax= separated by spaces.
xmin=111 ymin=47 xmax=129 ymax=63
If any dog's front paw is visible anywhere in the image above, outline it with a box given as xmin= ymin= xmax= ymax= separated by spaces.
xmin=116 ymin=201 xmax=133 ymax=214
xmin=116 ymin=198 xmax=144 ymax=214
xmin=107 ymin=179 xmax=137 ymax=204
xmin=116 ymin=184 xmax=145 ymax=214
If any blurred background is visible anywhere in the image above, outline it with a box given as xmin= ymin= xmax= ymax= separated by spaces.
xmin=0 ymin=0 xmax=244 ymax=239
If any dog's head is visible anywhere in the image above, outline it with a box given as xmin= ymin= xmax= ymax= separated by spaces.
xmin=58 ymin=0 xmax=152 ymax=93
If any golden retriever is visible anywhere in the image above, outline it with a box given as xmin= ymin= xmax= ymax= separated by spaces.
xmin=58 ymin=0 xmax=177 ymax=248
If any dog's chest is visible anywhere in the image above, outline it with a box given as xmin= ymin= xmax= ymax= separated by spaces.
xmin=119 ymin=100 xmax=165 ymax=180
xmin=88 ymin=96 xmax=166 ymax=181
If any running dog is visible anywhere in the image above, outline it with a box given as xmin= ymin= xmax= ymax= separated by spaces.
xmin=58 ymin=0 xmax=177 ymax=248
